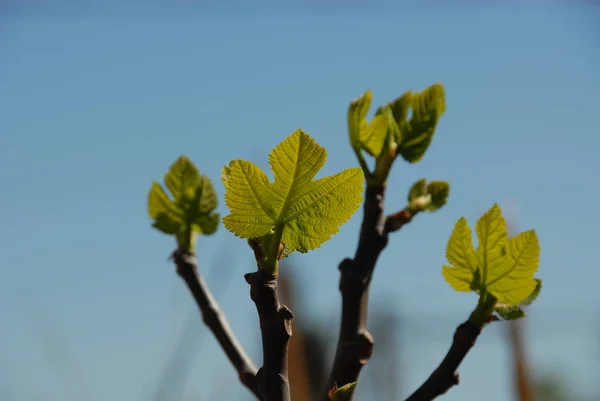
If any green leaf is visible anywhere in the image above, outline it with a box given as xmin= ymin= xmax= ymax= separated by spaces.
xmin=152 ymin=213 xmax=180 ymax=235
xmin=407 ymin=178 xmax=450 ymax=212
xmin=193 ymin=212 xmax=220 ymax=235
xmin=397 ymin=83 xmax=446 ymax=163
xmin=148 ymin=156 xmax=220 ymax=252
xmin=348 ymin=90 xmax=391 ymax=158
xmin=222 ymin=129 xmax=364 ymax=258
xmin=495 ymin=304 xmax=527 ymax=320
xmin=486 ymin=229 xmax=540 ymax=305
xmin=362 ymin=114 xmax=390 ymax=157
xmin=388 ymin=90 xmax=412 ymax=128
xmin=408 ymin=178 xmax=427 ymax=202
xmin=476 ymin=203 xmax=508 ymax=289
xmin=329 ymin=382 xmax=357 ymax=401
xmin=348 ymin=90 xmax=372 ymax=150
xmin=442 ymin=217 xmax=479 ymax=292
xmin=442 ymin=203 xmax=542 ymax=308
xmin=163 ymin=156 xmax=202 ymax=203
xmin=522 ymin=279 xmax=542 ymax=306
xmin=426 ymin=181 xmax=450 ymax=211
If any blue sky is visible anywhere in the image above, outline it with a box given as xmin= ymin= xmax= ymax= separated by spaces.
xmin=1 ymin=3 xmax=599 ymax=401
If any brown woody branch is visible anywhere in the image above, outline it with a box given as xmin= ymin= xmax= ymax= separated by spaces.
xmin=172 ymin=250 xmax=261 ymax=399
xmin=245 ymin=270 xmax=294 ymax=401
xmin=323 ymin=185 xmax=418 ymax=401
xmin=404 ymin=320 xmax=485 ymax=401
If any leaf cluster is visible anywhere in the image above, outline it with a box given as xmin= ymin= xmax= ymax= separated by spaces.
xmin=407 ymin=178 xmax=450 ymax=213
xmin=144 ymin=81 xmax=545 ymax=401
xmin=348 ymin=83 xmax=446 ymax=184
xmin=147 ymin=131 xmax=365 ymax=275
xmin=147 ymin=156 xmax=220 ymax=252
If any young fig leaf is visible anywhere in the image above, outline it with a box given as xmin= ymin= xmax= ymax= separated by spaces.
xmin=148 ymin=156 xmax=220 ymax=252
xmin=348 ymin=90 xmax=391 ymax=158
xmin=408 ymin=178 xmax=427 ymax=202
xmin=494 ymin=278 xmax=542 ymax=320
xmin=397 ymin=83 xmax=446 ymax=163
xmin=442 ymin=203 xmax=542 ymax=307
xmin=522 ymin=279 xmax=542 ymax=306
xmin=389 ymin=90 xmax=412 ymax=127
xmin=329 ymin=382 xmax=357 ymax=401
xmin=361 ymin=114 xmax=390 ymax=157
xmin=426 ymin=181 xmax=450 ymax=211
xmin=348 ymin=90 xmax=372 ymax=151
xmin=407 ymin=179 xmax=450 ymax=212
xmin=442 ymin=217 xmax=479 ymax=292
xmin=222 ymin=129 xmax=364 ymax=257
xmin=495 ymin=305 xmax=527 ymax=320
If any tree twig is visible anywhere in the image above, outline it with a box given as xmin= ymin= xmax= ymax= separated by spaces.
xmin=245 ymin=270 xmax=294 ymax=401
xmin=172 ymin=250 xmax=261 ymax=399
xmin=323 ymin=185 xmax=418 ymax=400
xmin=404 ymin=320 xmax=485 ymax=401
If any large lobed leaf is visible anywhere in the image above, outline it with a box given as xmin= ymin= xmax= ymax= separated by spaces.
xmin=442 ymin=203 xmax=542 ymax=307
xmin=148 ymin=156 xmax=220 ymax=251
xmin=222 ymin=129 xmax=364 ymax=254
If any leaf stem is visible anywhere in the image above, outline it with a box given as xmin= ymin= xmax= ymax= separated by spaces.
xmin=352 ymin=147 xmax=372 ymax=182
xmin=264 ymin=224 xmax=285 ymax=275
xmin=469 ymin=292 xmax=498 ymax=327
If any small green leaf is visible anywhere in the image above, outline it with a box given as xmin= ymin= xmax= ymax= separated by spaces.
xmin=348 ymin=90 xmax=391 ymax=158
xmin=426 ymin=181 xmax=450 ymax=211
xmin=329 ymin=382 xmax=357 ymax=401
xmin=476 ymin=203 xmax=508 ymax=289
xmin=388 ymin=90 xmax=412 ymax=128
xmin=522 ymin=279 xmax=542 ymax=306
xmin=152 ymin=213 xmax=180 ymax=235
xmin=407 ymin=179 xmax=449 ymax=212
xmin=442 ymin=217 xmax=479 ymax=292
xmin=442 ymin=203 xmax=542 ymax=308
xmin=408 ymin=178 xmax=427 ymax=202
xmin=495 ymin=305 xmax=527 ymax=320
xmin=486 ymin=229 xmax=540 ymax=305
xmin=361 ymin=114 xmax=389 ymax=157
xmin=348 ymin=90 xmax=372 ymax=150
xmin=164 ymin=156 xmax=202 ymax=203
xmin=148 ymin=156 xmax=220 ymax=252
xmin=193 ymin=212 xmax=220 ymax=235
xmin=397 ymin=83 xmax=446 ymax=163
xmin=222 ymin=129 xmax=364 ymax=263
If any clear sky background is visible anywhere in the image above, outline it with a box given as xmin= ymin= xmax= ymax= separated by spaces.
xmin=1 ymin=2 xmax=599 ymax=401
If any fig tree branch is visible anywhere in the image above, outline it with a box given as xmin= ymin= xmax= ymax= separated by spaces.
xmin=323 ymin=184 xmax=419 ymax=401
xmin=245 ymin=270 xmax=294 ymax=401
xmin=404 ymin=299 xmax=498 ymax=401
xmin=403 ymin=321 xmax=482 ymax=401
xmin=171 ymin=250 xmax=261 ymax=399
